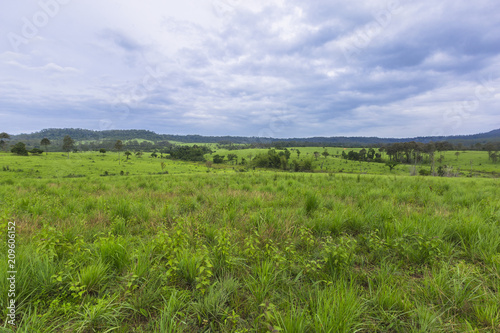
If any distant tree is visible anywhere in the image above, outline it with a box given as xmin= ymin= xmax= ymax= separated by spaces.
xmin=135 ymin=151 xmax=143 ymax=158
xmin=205 ymin=160 xmax=213 ymax=169
xmin=484 ymin=142 xmax=496 ymax=161
xmin=423 ymin=142 xmax=436 ymax=175
xmin=227 ymin=153 xmax=237 ymax=164
xmin=114 ymin=140 xmax=123 ymax=164
xmin=99 ymin=148 xmax=106 ymax=154
xmin=30 ymin=148 xmax=44 ymax=155
xmin=40 ymin=138 xmax=51 ymax=155
xmin=385 ymin=161 xmax=399 ymax=172
xmin=367 ymin=148 xmax=375 ymax=160
xmin=213 ymin=154 xmax=225 ymax=164
xmin=296 ymin=150 xmax=301 ymax=158
xmin=322 ymin=150 xmax=329 ymax=159
xmin=62 ymin=135 xmax=74 ymax=159
xmin=455 ymin=151 xmax=460 ymax=160
xmin=359 ymin=148 xmax=367 ymax=161
xmin=124 ymin=151 xmax=132 ymax=160
xmin=313 ymin=151 xmax=320 ymax=160
xmin=11 ymin=142 xmax=28 ymax=156
xmin=0 ymin=132 xmax=11 ymax=152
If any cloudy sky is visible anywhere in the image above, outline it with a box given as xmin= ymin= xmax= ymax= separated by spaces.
xmin=1 ymin=0 xmax=499 ymax=138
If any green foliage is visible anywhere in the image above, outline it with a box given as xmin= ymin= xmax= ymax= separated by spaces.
xmin=11 ymin=142 xmax=28 ymax=156
xmin=385 ymin=160 xmax=399 ymax=171
xmin=305 ymin=192 xmax=320 ymax=215
xmin=251 ymin=149 xmax=291 ymax=170
xmin=96 ymin=234 xmax=130 ymax=272
xmin=1 ymin=151 xmax=500 ymax=332
xmin=73 ymin=296 xmax=123 ymax=332
xmin=62 ymin=135 xmax=74 ymax=152
xmin=213 ymin=154 xmax=225 ymax=163
xmin=309 ymin=282 xmax=365 ymax=333
xmin=419 ymin=168 xmax=431 ymax=176
xmin=77 ymin=260 xmax=109 ymax=295
xmin=30 ymin=148 xmax=44 ymax=155
xmin=168 ymin=145 xmax=210 ymax=162
xmin=321 ymin=235 xmax=357 ymax=276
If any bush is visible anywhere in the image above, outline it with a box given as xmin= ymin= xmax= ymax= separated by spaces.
xmin=419 ymin=168 xmax=431 ymax=176
xmin=11 ymin=142 xmax=28 ymax=156
xmin=30 ymin=148 xmax=44 ymax=155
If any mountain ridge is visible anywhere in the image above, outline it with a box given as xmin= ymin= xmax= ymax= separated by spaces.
xmin=9 ymin=127 xmax=500 ymax=146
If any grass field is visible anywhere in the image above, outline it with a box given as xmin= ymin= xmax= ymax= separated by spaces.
xmin=1 ymin=149 xmax=500 ymax=332
xmin=209 ymin=147 xmax=498 ymax=177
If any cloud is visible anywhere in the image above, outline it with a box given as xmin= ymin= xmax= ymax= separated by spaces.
xmin=1 ymin=0 xmax=499 ymax=137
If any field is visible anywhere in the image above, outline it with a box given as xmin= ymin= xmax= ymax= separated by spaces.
xmin=1 ymin=150 xmax=500 ymax=332
xmin=210 ymin=147 xmax=498 ymax=177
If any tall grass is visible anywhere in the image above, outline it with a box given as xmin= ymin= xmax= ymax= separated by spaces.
xmin=1 ymin=159 xmax=499 ymax=331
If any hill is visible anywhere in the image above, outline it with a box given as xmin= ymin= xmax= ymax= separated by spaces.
xmin=8 ymin=127 xmax=500 ymax=146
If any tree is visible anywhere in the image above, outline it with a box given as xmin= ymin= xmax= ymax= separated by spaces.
xmin=358 ymin=148 xmax=366 ymax=161
xmin=367 ymin=148 xmax=375 ymax=160
xmin=455 ymin=151 xmax=460 ymax=160
xmin=385 ymin=161 xmax=399 ymax=172
xmin=40 ymin=138 xmax=51 ymax=155
xmin=313 ymin=151 xmax=320 ymax=160
xmin=322 ymin=150 xmax=329 ymax=159
xmin=227 ymin=153 xmax=237 ymax=164
xmin=30 ymin=148 xmax=44 ymax=155
xmin=124 ymin=151 xmax=132 ymax=160
xmin=114 ymin=140 xmax=123 ymax=165
xmin=0 ymin=132 xmax=10 ymax=152
xmin=491 ymin=152 xmax=499 ymax=163
xmin=11 ymin=142 xmax=28 ymax=156
xmin=213 ymin=154 xmax=225 ymax=164
xmin=99 ymin=148 xmax=106 ymax=154
xmin=135 ymin=151 xmax=143 ymax=158
xmin=62 ymin=135 xmax=74 ymax=159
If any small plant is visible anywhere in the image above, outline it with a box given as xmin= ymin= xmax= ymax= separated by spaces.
xmin=305 ymin=193 xmax=320 ymax=216
xmin=245 ymin=261 xmax=278 ymax=305
xmin=73 ymin=296 xmax=123 ymax=332
xmin=322 ymin=236 xmax=357 ymax=276
xmin=96 ymin=234 xmax=130 ymax=272
xmin=309 ymin=282 xmax=365 ymax=333
xmin=191 ymin=277 xmax=239 ymax=327
xmin=419 ymin=168 xmax=431 ymax=176
xmin=77 ymin=260 xmax=109 ymax=295
xmin=157 ymin=290 xmax=188 ymax=332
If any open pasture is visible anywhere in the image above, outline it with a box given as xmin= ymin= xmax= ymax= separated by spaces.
xmin=1 ymin=153 xmax=500 ymax=332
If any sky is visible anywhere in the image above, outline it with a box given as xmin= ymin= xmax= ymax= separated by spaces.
xmin=1 ymin=0 xmax=499 ymax=138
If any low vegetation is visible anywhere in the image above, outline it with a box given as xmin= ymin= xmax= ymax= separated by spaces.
xmin=0 ymin=148 xmax=499 ymax=331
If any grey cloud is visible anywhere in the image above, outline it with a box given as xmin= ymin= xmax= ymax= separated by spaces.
xmin=1 ymin=0 xmax=499 ymax=137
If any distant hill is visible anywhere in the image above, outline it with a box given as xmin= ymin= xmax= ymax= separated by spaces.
xmin=9 ymin=127 xmax=500 ymax=146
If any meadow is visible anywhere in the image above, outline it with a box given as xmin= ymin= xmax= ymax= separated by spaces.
xmin=210 ymin=147 xmax=498 ymax=177
xmin=0 ymin=150 xmax=499 ymax=332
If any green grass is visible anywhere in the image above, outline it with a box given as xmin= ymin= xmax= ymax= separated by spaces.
xmin=0 ymin=149 xmax=499 ymax=331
